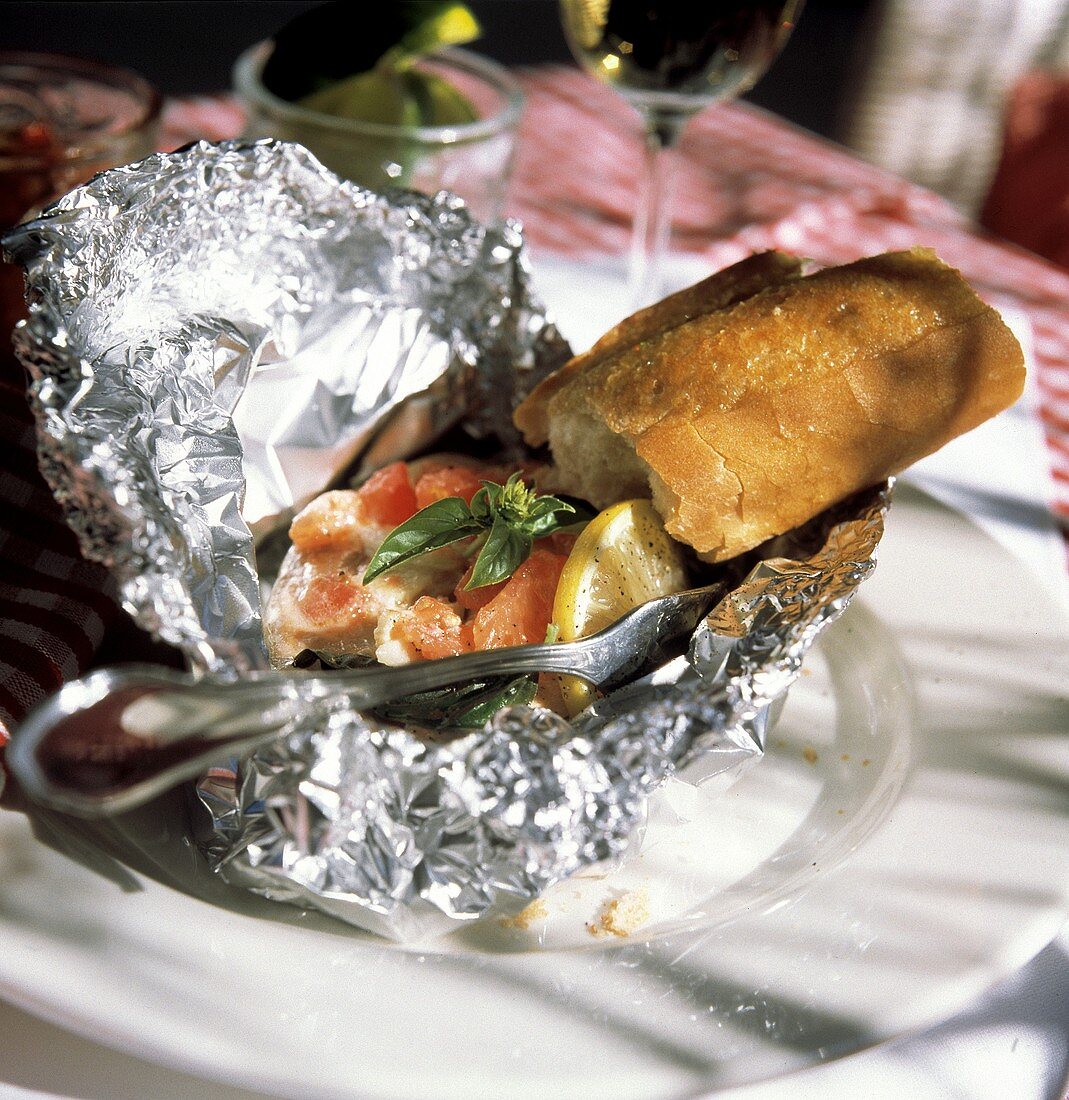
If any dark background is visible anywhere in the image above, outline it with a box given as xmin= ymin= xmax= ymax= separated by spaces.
xmin=2 ymin=1 xmax=878 ymax=144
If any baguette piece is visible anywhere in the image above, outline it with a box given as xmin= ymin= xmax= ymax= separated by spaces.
xmin=515 ymin=250 xmax=804 ymax=445
xmin=514 ymin=248 xmax=1025 ymax=561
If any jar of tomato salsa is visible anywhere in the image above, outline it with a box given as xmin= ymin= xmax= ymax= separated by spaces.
xmin=0 ymin=52 xmax=161 ymax=380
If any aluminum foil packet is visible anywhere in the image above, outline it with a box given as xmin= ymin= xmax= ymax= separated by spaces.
xmin=5 ymin=139 xmax=890 ymax=942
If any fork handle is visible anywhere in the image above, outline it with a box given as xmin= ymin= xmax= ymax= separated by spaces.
xmin=8 ymin=642 xmax=602 ymax=818
xmin=10 ymin=582 xmax=711 ymax=818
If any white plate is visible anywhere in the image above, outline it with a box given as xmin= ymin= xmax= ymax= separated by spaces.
xmin=1 ymin=480 xmax=1068 ymax=1099
xmin=3 ymin=253 xmax=1068 ymax=1097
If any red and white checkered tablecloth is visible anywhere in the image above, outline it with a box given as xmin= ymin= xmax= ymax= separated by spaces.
xmin=2 ymin=64 xmax=1068 ymax=742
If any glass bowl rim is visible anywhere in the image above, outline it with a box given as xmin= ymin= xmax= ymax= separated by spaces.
xmin=0 ymin=50 xmax=162 ymax=168
xmin=232 ymin=41 xmax=524 ymax=144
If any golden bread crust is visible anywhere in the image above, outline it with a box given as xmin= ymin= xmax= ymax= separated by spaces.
xmin=514 ymin=248 xmax=1025 ymax=561
xmin=514 ymin=250 xmax=804 ymax=445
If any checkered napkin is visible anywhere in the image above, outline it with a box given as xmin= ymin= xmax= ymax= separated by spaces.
xmin=2 ymin=66 xmax=1067 ymax=744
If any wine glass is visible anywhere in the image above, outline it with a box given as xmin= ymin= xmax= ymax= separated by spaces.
xmin=559 ymin=0 xmax=804 ymax=308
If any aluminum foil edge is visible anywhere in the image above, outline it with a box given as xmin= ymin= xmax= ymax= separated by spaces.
xmin=4 ymin=139 xmax=890 ymax=940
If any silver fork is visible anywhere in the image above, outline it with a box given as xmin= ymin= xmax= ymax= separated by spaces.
xmin=8 ymin=581 xmax=725 ymax=819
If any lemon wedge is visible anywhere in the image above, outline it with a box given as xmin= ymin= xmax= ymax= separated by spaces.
xmin=550 ymin=499 xmax=690 ymax=716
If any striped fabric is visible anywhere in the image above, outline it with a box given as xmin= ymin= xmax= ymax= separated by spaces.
xmin=507 ymin=67 xmax=1069 ymax=545
xmin=1 ymin=64 xmax=1066 ymax=743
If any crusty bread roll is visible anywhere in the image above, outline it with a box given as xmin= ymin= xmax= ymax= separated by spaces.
xmin=514 ymin=248 xmax=1025 ymax=562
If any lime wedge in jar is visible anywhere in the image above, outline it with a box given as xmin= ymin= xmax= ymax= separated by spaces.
xmin=284 ymin=2 xmax=481 ymax=189
xmin=298 ymin=67 xmax=477 ymax=129
xmin=391 ymin=3 xmax=481 ymax=61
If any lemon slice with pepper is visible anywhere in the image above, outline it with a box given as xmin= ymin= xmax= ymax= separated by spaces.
xmin=550 ymin=499 xmax=690 ymax=716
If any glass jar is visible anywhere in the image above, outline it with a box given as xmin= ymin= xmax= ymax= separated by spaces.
xmin=233 ymin=43 xmax=523 ymax=226
xmin=0 ymin=52 xmax=161 ymax=376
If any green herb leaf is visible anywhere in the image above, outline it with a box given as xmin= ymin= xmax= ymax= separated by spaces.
xmin=369 ymin=674 xmax=537 ymax=731
xmin=453 ymin=676 xmax=538 ymax=727
xmin=467 ymin=515 xmax=532 ymax=588
xmin=363 ymin=472 xmax=592 ymax=588
xmin=469 ymin=483 xmax=494 ymax=525
xmin=526 ymin=497 xmax=579 ymax=536
xmin=362 ymin=496 xmax=481 ymax=583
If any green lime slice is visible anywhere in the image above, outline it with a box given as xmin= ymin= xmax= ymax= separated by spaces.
xmin=405 ymin=69 xmax=479 ymax=126
xmin=294 ymin=68 xmax=478 ymax=190
xmin=298 ymin=68 xmax=477 ymax=129
xmin=298 ymin=69 xmax=423 ymax=126
xmin=393 ymin=3 xmax=480 ymax=59
xmin=283 ymin=2 xmax=481 ymax=190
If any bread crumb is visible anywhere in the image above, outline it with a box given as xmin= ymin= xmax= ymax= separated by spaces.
xmin=803 ymin=746 xmax=819 ymax=765
xmin=587 ymin=888 xmax=650 ymax=938
xmin=499 ymin=898 xmax=549 ymax=931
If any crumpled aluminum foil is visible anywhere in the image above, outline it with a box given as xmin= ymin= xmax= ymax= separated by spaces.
xmin=5 ymin=139 xmax=890 ymax=941
xmin=5 ymin=139 xmax=569 ymax=673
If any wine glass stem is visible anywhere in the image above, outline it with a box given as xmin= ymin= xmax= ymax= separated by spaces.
xmin=628 ymin=108 xmax=688 ymax=310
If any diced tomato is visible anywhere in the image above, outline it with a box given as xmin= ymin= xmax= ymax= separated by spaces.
xmin=397 ymin=596 xmax=472 ymax=660
xmin=454 ymin=534 xmax=576 ymax=613
xmin=414 ymin=465 xmax=486 ymax=509
xmin=357 ymin=462 xmax=418 ymax=527
xmin=298 ymin=572 xmax=369 ymax=624
xmin=452 ymin=564 xmax=505 ymax=612
xmin=471 ymin=548 xmax=567 ymax=650
xmin=289 ymin=490 xmax=366 ymax=553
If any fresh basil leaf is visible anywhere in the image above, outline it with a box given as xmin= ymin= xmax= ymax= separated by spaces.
xmin=557 ymin=495 xmax=598 ymax=523
xmin=527 ymin=495 xmax=573 ymax=519
xmin=526 ymin=515 xmax=565 ymax=538
xmin=362 ymin=496 xmax=480 ymax=583
xmin=469 ymin=484 xmax=494 ymax=524
xmin=368 ymin=675 xmax=536 ymax=731
xmin=452 ymin=676 xmax=538 ymax=727
xmin=362 ymin=471 xmax=594 ymax=590
xmin=524 ymin=499 xmax=575 ymax=537
xmin=467 ymin=515 xmax=532 ymax=588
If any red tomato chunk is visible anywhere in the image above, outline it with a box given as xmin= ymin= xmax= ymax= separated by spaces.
xmin=356 ymin=461 xmax=418 ymax=527
xmin=414 ymin=465 xmax=487 ymax=509
xmin=470 ymin=548 xmax=567 ymax=650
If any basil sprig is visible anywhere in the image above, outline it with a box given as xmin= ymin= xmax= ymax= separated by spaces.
xmin=362 ymin=472 xmax=590 ymax=588
xmin=370 ymin=675 xmax=539 ymax=731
